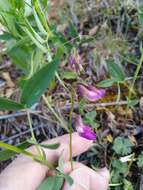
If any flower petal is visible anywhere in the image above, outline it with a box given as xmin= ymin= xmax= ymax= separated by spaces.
xmin=78 ymin=84 xmax=105 ymax=102
xmin=75 ymin=115 xmax=96 ymax=140
xmin=69 ymin=55 xmax=76 ymax=65
xmin=77 ymin=126 xmax=96 ymax=140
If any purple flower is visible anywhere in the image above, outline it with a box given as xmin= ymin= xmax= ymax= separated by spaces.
xmin=69 ymin=55 xmax=76 ymax=66
xmin=68 ymin=49 xmax=82 ymax=73
xmin=75 ymin=115 xmax=96 ymax=140
xmin=78 ymin=84 xmax=105 ymax=102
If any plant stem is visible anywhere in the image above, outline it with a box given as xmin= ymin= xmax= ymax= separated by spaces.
xmin=42 ymin=95 xmax=69 ymax=132
xmin=69 ymin=88 xmax=75 ymax=170
xmin=125 ymin=153 xmax=135 ymax=177
xmin=0 ymin=141 xmax=55 ymax=169
xmin=126 ymin=50 xmax=143 ymax=111
xmin=26 ymin=109 xmax=43 ymax=157
xmin=109 ymin=183 xmax=122 ymax=187
xmin=0 ymin=140 xmax=35 ymax=158
xmin=27 ymin=109 xmax=36 ymax=140
xmin=55 ymin=72 xmax=68 ymax=91
xmin=26 ymin=109 xmax=56 ymax=169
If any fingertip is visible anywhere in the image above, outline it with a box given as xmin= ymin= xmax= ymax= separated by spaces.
xmin=56 ymin=132 xmax=93 ymax=160
xmin=72 ymin=132 xmax=93 ymax=151
xmin=41 ymin=132 xmax=93 ymax=163
xmin=97 ymin=167 xmax=110 ymax=182
xmin=63 ymin=162 xmax=110 ymax=190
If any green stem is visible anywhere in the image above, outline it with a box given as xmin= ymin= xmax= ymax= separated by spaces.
xmin=26 ymin=109 xmax=43 ymax=157
xmin=0 ymin=141 xmax=54 ymax=169
xmin=116 ymin=82 xmax=121 ymax=103
xmin=69 ymin=88 xmax=75 ymax=170
xmin=0 ymin=141 xmax=34 ymax=158
xmin=1 ymin=110 xmax=56 ymax=170
xmin=109 ymin=183 xmax=122 ymax=187
xmin=126 ymin=51 xmax=143 ymax=111
xmin=55 ymin=72 xmax=68 ymax=91
xmin=27 ymin=109 xmax=36 ymax=140
xmin=42 ymin=95 xmax=69 ymax=132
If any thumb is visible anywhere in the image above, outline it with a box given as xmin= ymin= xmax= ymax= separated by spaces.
xmin=62 ymin=162 xmax=109 ymax=190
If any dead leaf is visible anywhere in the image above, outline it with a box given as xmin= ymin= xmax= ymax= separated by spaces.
xmin=89 ymin=25 xmax=99 ymax=36
xmin=4 ymin=88 xmax=14 ymax=98
xmin=2 ymin=72 xmax=15 ymax=88
xmin=57 ymin=24 xmax=67 ymax=33
xmin=106 ymin=110 xmax=115 ymax=121
xmin=117 ymin=107 xmax=133 ymax=119
xmin=128 ymin=135 xmax=137 ymax=146
xmin=140 ymin=97 xmax=143 ymax=111
xmin=107 ymin=134 xmax=113 ymax=143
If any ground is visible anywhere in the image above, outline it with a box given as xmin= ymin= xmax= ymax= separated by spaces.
xmin=0 ymin=1 xmax=143 ymax=189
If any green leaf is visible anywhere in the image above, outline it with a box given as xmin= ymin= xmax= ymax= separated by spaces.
xmin=138 ymin=1 xmax=143 ymax=26
xmin=0 ymin=97 xmax=24 ymax=111
xmin=23 ymin=16 xmax=45 ymax=44
xmin=38 ymin=176 xmax=64 ymax=190
xmin=97 ymin=79 xmax=116 ymax=88
xmin=56 ymin=154 xmax=73 ymax=186
xmin=85 ymin=111 xmax=97 ymax=121
xmin=41 ymin=0 xmax=48 ymax=7
xmin=106 ymin=59 xmax=125 ymax=81
xmin=57 ymin=154 xmax=64 ymax=173
xmin=8 ymin=45 xmax=31 ymax=72
xmin=31 ymin=0 xmax=50 ymax=34
xmin=0 ymin=141 xmax=30 ymax=161
xmin=0 ymin=32 xmax=13 ymax=40
xmin=40 ymin=143 xmax=60 ymax=149
xmin=84 ymin=111 xmax=99 ymax=129
xmin=0 ymin=0 xmax=11 ymax=11
xmin=79 ymin=37 xmax=95 ymax=45
xmin=27 ymin=139 xmax=60 ymax=150
xmin=113 ymin=137 xmax=133 ymax=156
xmin=127 ymin=99 xmax=139 ymax=108
xmin=68 ymin=21 xmax=79 ymax=39
xmin=63 ymin=71 xmax=77 ymax=79
xmin=22 ymin=26 xmax=47 ymax=52
xmin=10 ymin=0 xmax=25 ymax=10
xmin=112 ymin=160 xmax=128 ymax=174
xmin=79 ymin=99 xmax=86 ymax=115
xmin=32 ymin=3 xmax=47 ymax=35
xmin=123 ymin=179 xmax=133 ymax=190
xmin=63 ymin=174 xmax=73 ymax=186
xmin=21 ymin=48 xmax=63 ymax=107
xmin=0 ymin=141 xmax=34 ymax=158
xmin=0 ymin=11 xmax=19 ymax=36
xmin=51 ymin=34 xmax=73 ymax=51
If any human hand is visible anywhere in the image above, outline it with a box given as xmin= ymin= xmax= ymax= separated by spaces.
xmin=0 ymin=133 xmax=109 ymax=190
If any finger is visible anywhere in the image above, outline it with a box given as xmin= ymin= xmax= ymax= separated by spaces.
xmin=63 ymin=182 xmax=89 ymax=190
xmin=63 ymin=162 xmax=109 ymax=190
xmin=33 ymin=132 xmax=93 ymax=163
xmin=0 ymin=133 xmax=92 ymax=190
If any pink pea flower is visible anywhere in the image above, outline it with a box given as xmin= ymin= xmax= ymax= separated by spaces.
xmin=75 ymin=115 xmax=96 ymax=140
xmin=78 ymin=84 xmax=105 ymax=102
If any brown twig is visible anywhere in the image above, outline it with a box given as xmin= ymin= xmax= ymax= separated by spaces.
xmin=0 ymin=100 xmax=129 ymax=120
xmin=0 ymin=111 xmax=41 ymax=120
xmin=60 ymin=100 xmax=129 ymax=111
xmin=2 ymin=125 xmax=48 ymax=143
